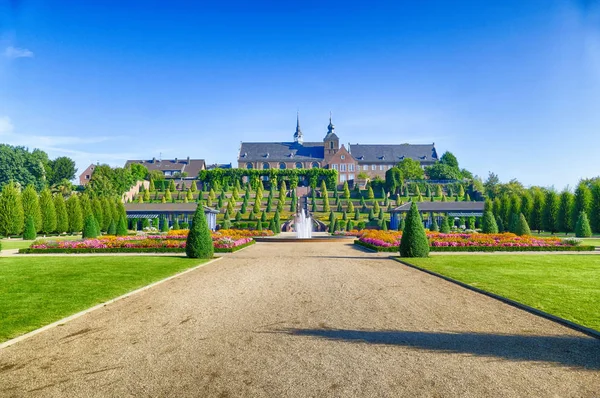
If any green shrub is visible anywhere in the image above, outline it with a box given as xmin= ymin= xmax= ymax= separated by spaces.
xmin=116 ymin=215 xmax=128 ymax=236
xmin=186 ymin=206 xmax=214 ymax=259
xmin=481 ymin=211 xmax=498 ymax=234
xmin=173 ymin=219 xmax=180 ymax=230
xmin=160 ymin=217 xmax=169 ymax=232
xmin=357 ymin=221 xmax=366 ymax=230
xmin=430 ymin=218 xmax=439 ymax=232
xmin=440 ymin=216 xmax=451 ymax=233
xmin=496 ymin=216 xmax=504 ymax=233
xmin=515 ymin=213 xmax=531 ymax=236
xmin=82 ymin=215 xmax=98 ymax=239
xmin=575 ymin=211 xmax=592 ymax=238
xmin=347 ymin=219 xmax=355 ymax=230
xmin=399 ymin=217 xmax=405 ymax=231
xmin=23 ymin=215 xmax=37 ymax=240
xmin=399 ymin=201 xmax=429 ymax=258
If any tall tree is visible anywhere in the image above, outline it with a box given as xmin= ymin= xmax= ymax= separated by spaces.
xmin=66 ymin=195 xmax=83 ymax=233
xmin=0 ymin=181 xmax=24 ymax=237
xmin=520 ymin=191 xmax=533 ymax=223
xmin=590 ymin=180 xmax=600 ymax=233
xmin=48 ymin=156 xmax=77 ymax=185
xmin=92 ymin=198 xmax=104 ymax=230
xmin=572 ymin=183 xmax=592 ymax=229
xmin=543 ymin=190 xmax=560 ymax=234
xmin=22 ymin=184 xmax=42 ymax=233
xmin=397 ymin=158 xmax=425 ymax=180
xmin=54 ymin=194 xmax=69 ymax=234
xmin=530 ymin=189 xmax=545 ymax=233
xmin=557 ymin=190 xmax=574 ymax=234
xmin=39 ymin=188 xmax=57 ymax=235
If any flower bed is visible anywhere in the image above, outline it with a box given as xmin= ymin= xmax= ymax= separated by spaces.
xmin=354 ymin=231 xmax=595 ymax=252
xmin=20 ymin=231 xmax=257 ymax=254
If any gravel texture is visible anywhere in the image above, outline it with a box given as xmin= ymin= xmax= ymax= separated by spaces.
xmin=0 ymin=241 xmax=599 ymax=397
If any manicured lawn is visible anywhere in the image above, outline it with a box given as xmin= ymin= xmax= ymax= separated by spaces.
xmin=0 ymin=256 xmax=207 ymax=342
xmin=581 ymin=238 xmax=600 ymax=247
xmin=1 ymin=235 xmax=81 ymax=251
xmin=403 ymin=255 xmax=600 ymax=331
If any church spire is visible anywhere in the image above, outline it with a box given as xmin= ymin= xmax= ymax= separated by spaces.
xmin=294 ymin=111 xmax=303 ymax=144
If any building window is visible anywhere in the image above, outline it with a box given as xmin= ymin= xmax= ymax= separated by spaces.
xmin=371 ymin=164 xmax=376 ymax=171
xmin=295 ymin=162 xmax=303 ymax=169
xmin=349 ymin=164 xmax=355 ymax=172
xmin=329 ymin=142 xmax=334 ymax=149
xmin=332 ymin=164 xmax=338 ymax=170
xmin=262 ymin=162 xmax=270 ymax=169
xmin=379 ymin=165 xmax=384 ymax=171
xmin=340 ymin=174 xmax=347 ymax=182
xmin=341 ymin=155 xmax=345 ymax=160
xmin=349 ymin=173 xmax=355 ymax=180
xmin=279 ymin=162 xmax=287 ymax=169
xmin=246 ymin=162 xmax=253 ymax=169
xmin=85 ymin=175 xmax=90 ymax=180
xmin=340 ymin=164 xmax=346 ymax=172
xmin=312 ymin=162 xmax=319 ymax=168
xmin=363 ymin=165 xmax=368 ymax=171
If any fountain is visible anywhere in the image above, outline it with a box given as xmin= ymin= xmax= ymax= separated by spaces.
xmin=294 ymin=208 xmax=313 ymax=239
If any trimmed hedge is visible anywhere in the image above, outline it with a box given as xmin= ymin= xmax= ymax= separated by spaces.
xmin=354 ymin=240 xmax=595 ymax=253
xmin=214 ymin=240 xmax=255 ymax=253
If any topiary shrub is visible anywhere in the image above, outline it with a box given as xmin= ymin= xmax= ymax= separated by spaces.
xmin=160 ymin=217 xmax=169 ymax=232
xmin=508 ymin=212 xmax=519 ymax=234
xmin=173 ymin=219 xmax=180 ymax=230
xmin=399 ymin=217 xmax=405 ymax=232
xmin=515 ymin=213 xmax=531 ymax=236
xmin=481 ymin=211 xmax=498 ymax=234
xmin=186 ymin=206 xmax=214 ymax=259
xmin=440 ymin=216 xmax=451 ymax=233
xmin=82 ymin=215 xmax=98 ymax=239
xmin=430 ymin=218 xmax=439 ymax=232
xmin=575 ymin=211 xmax=592 ymax=237
xmin=399 ymin=201 xmax=429 ymax=258
xmin=23 ymin=215 xmax=37 ymax=240
xmin=116 ymin=215 xmax=128 ymax=236
xmin=496 ymin=216 xmax=504 ymax=233
xmin=347 ymin=219 xmax=354 ymax=230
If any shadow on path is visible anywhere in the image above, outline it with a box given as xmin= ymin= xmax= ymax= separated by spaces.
xmin=273 ymin=328 xmax=600 ymax=370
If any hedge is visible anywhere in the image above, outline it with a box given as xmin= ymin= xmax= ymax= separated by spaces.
xmin=18 ymin=240 xmax=256 ymax=254
xmin=353 ymin=240 xmax=595 ymax=253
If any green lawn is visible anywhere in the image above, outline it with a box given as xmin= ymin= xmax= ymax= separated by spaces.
xmin=0 ymin=256 xmax=208 ymax=342
xmin=403 ymin=255 xmax=600 ymax=331
xmin=1 ymin=235 xmax=82 ymax=251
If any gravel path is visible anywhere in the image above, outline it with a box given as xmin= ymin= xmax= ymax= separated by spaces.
xmin=1 ymin=241 xmax=598 ymax=397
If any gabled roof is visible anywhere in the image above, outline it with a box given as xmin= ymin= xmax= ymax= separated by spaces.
xmin=125 ymin=203 xmax=219 ymax=214
xmin=125 ymin=158 xmax=206 ymax=178
xmin=239 ymin=142 xmax=325 ymax=162
xmin=391 ymin=201 xmax=484 ymax=213
xmin=349 ymin=144 xmax=438 ymax=163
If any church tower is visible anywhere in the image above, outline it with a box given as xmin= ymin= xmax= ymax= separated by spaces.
xmin=323 ymin=113 xmax=339 ymax=158
xmin=293 ymin=112 xmax=303 ymax=144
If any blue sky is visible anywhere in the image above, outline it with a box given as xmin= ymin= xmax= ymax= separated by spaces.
xmin=1 ymin=0 xmax=599 ymax=189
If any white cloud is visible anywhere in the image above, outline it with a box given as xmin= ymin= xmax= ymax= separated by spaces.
xmin=0 ymin=116 xmax=14 ymax=134
xmin=4 ymin=46 xmax=34 ymax=59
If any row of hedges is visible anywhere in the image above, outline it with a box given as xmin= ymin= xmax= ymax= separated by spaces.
xmin=354 ymin=240 xmax=595 ymax=253
xmin=18 ymin=240 xmax=256 ymax=254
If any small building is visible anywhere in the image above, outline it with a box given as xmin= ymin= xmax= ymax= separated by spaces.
xmin=79 ymin=164 xmax=96 ymax=186
xmin=124 ymin=203 xmax=219 ymax=231
xmin=390 ymin=201 xmax=485 ymax=230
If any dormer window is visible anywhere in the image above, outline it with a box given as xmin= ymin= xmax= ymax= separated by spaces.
xmin=341 ymin=155 xmax=345 ymax=160
xmin=398 ymin=156 xmax=405 ymax=160
xmin=241 ymin=152 xmax=247 ymax=158
xmin=264 ymin=153 xmax=269 ymax=158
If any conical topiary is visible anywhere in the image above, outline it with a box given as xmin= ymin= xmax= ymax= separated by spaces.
xmin=515 ymin=213 xmax=531 ymax=236
xmin=173 ymin=219 xmax=180 ymax=230
xmin=496 ymin=216 xmax=505 ymax=233
xmin=23 ymin=215 xmax=37 ymax=240
xmin=440 ymin=216 xmax=451 ymax=233
xmin=430 ymin=218 xmax=439 ymax=232
xmin=399 ymin=201 xmax=429 ymax=258
xmin=108 ymin=220 xmax=117 ymax=235
xmin=481 ymin=211 xmax=499 ymax=234
xmin=399 ymin=217 xmax=405 ymax=231
xmin=82 ymin=215 xmax=98 ymax=239
xmin=186 ymin=206 xmax=214 ymax=259
xmin=575 ymin=211 xmax=592 ymax=238
xmin=116 ymin=215 xmax=128 ymax=236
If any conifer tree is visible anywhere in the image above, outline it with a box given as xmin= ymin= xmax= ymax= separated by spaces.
xmin=367 ymin=186 xmax=374 ymax=199
xmin=209 ymin=188 xmax=216 ymax=200
xmin=66 ymin=195 xmax=83 ymax=234
xmin=465 ymin=193 xmax=471 ymax=201
xmin=39 ymin=188 xmax=57 ymax=235
xmin=138 ymin=194 xmax=144 ymax=203
xmin=79 ymin=194 xmax=93 ymax=221
xmin=495 ymin=215 xmax=504 ymax=233
xmin=336 ymin=201 xmax=343 ymax=212
xmin=82 ymin=214 xmax=99 ymax=239
xmin=22 ymin=184 xmax=42 ymax=233
xmin=172 ymin=219 xmax=180 ymax=230
xmin=373 ymin=200 xmax=380 ymax=214
xmin=378 ymin=208 xmax=384 ymax=220
xmin=186 ymin=206 xmax=214 ymax=258
xmin=441 ymin=194 xmax=447 ymax=202
xmin=515 ymin=213 xmax=531 ymax=236
xmin=257 ymin=220 xmax=263 ymax=231
xmin=235 ymin=211 xmax=242 ymax=222
xmin=161 ymin=196 xmax=167 ymax=203
xmin=430 ymin=218 xmax=439 ymax=232
xmin=0 ymin=182 xmax=24 ymax=237
xmin=149 ymin=179 xmax=156 ymax=192
xmin=425 ymin=185 xmax=432 ymax=197
xmin=165 ymin=189 xmax=172 ymax=201
xmin=458 ymin=185 xmax=465 ymax=198
xmin=323 ymin=195 xmax=330 ymax=213
xmin=543 ymin=190 xmax=560 ymax=234
xmin=143 ymin=189 xmax=150 ymax=202
xmin=347 ymin=200 xmax=355 ymax=213
xmin=557 ymin=190 xmax=574 ymax=234
xmin=354 ymin=208 xmax=360 ymax=221
xmin=368 ymin=208 xmax=375 ymax=221
xmin=399 ymin=201 xmax=429 ymax=257
xmin=343 ymin=181 xmax=350 ymax=199
xmin=23 ymin=215 xmax=37 ymax=240
xmin=261 ymin=211 xmax=267 ymax=222
xmin=440 ymin=216 xmax=451 ymax=233
xmin=54 ymin=195 xmax=68 ymax=234
xmin=190 ymin=181 xmax=198 ymax=193
xmin=399 ymin=217 xmax=405 ymax=231
xmin=572 ymin=183 xmax=592 ymax=228
xmin=435 ymin=185 xmax=443 ymax=197
xmin=575 ymin=211 xmax=592 ymax=237
xmin=508 ymin=212 xmax=519 ymax=234
xmin=481 ymin=211 xmax=498 ymax=234
xmin=347 ymin=219 xmax=354 ymax=231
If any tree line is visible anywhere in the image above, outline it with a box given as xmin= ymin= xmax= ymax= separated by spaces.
xmin=0 ymin=182 xmax=127 ymax=238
